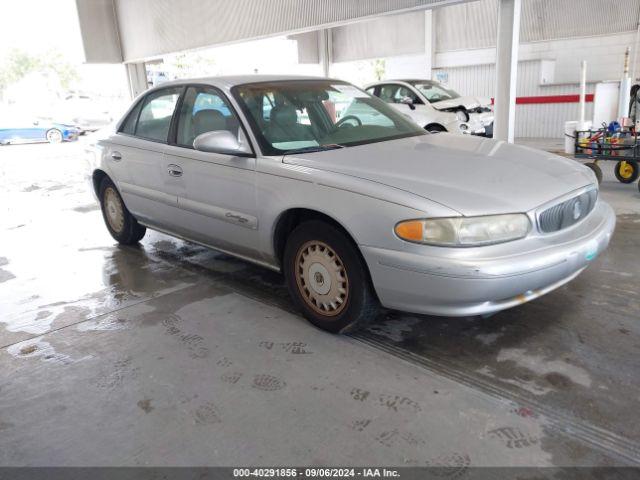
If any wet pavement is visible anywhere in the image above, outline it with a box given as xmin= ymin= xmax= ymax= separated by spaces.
xmin=0 ymin=140 xmax=639 ymax=467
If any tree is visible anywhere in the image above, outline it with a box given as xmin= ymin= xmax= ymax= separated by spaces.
xmin=0 ymin=49 xmax=79 ymax=96
xmin=372 ymin=59 xmax=386 ymax=81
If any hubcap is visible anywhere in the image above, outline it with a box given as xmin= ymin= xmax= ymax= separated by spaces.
xmin=47 ymin=130 xmax=62 ymax=143
xmin=295 ymin=240 xmax=349 ymax=317
xmin=104 ymin=187 xmax=125 ymax=233
xmin=619 ymin=161 xmax=634 ymax=179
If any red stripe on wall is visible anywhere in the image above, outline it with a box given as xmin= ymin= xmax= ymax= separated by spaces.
xmin=490 ymin=94 xmax=595 ymax=105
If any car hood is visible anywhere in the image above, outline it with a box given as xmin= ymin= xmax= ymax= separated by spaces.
xmin=282 ymin=134 xmax=596 ymax=216
xmin=432 ymin=95 xmax=492 ymax=111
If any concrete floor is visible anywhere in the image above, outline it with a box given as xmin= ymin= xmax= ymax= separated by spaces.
xmin=0 ymin=139 xmax=639 ymax=467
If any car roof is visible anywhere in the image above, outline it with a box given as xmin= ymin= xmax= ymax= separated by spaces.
xmin=150 ymin=75 xmax=347 ymax=90
xmin=367 ymin=79 xmax=436 ymax=85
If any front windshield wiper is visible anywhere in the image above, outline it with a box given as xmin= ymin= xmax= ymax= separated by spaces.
xmin=282 ymin=144 xmax=346 ymax=156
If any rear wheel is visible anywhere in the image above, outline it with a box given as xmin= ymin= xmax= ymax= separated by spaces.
xmin=283 ymin=220 xmax=378 ymax=333
xmin=614 ymin=160 xmax=639 ymax=183
xmin=584 ymin=162 xmax=603 ymax=184
xmin=99 ymin=177 xmax=146 ymax=245
xmin=46 ymin=129 xmax=63 ymax=144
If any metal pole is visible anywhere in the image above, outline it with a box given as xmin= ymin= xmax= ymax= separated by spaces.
xmin=319 ymin=29 xmax=331 ymax=77
xmin=493 ymin=0 xmax=522 ymax=143
xmin=579 ymin=60 xmax=587 ymax=127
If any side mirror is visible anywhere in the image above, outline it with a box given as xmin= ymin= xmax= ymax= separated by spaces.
xmin=400 ymin=96 xmax=416 ymax=110
xmin=193 ymin=130 xmax=251 ymax=155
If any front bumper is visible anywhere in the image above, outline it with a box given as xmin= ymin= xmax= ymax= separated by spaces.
xmin=361 ymin=201 xmax=615 ymax=317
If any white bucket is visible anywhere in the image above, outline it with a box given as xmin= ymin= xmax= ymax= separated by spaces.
xmin=564 ymin=121 xmax=578 ymax=154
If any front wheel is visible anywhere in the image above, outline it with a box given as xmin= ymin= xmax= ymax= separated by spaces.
xmin=614 ymin=160 xmax=639 ymax=183
xmin=283 ymin=220 xmax=378 ymax=333
xmin=99 ymin=177 xmax=146 ymax=245
xmin=46 ymin=129 xmax=63 ymax=144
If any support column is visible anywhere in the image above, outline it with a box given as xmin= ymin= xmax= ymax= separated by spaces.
xmin=125 ymin=62 xmax=148 ymax=100
xmin=424 ymin=10 xmax=435 ymax=79
xmin=319 ymin=29 xmax=332 ymax=77
xmin=493 ymin=0 xmax=521 ymax=143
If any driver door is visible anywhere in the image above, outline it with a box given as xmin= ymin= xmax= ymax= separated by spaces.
xmin=162 ymin=85 xmax=260 ymax=260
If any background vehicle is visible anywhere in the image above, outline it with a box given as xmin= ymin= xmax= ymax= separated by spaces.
xmin=366 ymin=79 xmax=493 ymax=135
xmin=0 ymin=114 xmax=80 ymax=144
xmin=56 ymin=94 xmax=116 ymax=133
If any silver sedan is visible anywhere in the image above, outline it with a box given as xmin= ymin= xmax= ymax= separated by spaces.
xmin=87 ymin=75 xmax=615 ymax=333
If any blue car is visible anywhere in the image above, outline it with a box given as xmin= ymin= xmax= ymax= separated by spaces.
xmin=0 ymin=117 xmax=80 ymax=145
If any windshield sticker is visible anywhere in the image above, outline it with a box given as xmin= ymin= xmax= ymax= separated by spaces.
xmin=331 ymin=85 xmax=369 ymax=98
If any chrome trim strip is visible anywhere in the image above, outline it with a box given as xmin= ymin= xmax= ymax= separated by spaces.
xmin=176 ymin=196 xmax=258 ymax=230
xmin=119 ymin=181 xmax=177 ymax=207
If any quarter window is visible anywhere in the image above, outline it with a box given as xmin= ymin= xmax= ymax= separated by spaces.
xmin=176 ymin=86 xmax=241 ymax=147
xmin=120 ymin=100 xmax=142 ymax=135
xmin=134 ymin=87 xmax=181 ymax=142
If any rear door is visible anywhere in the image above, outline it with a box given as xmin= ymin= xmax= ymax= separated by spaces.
xmin=107 ymin=86 xmax=183 ymax=226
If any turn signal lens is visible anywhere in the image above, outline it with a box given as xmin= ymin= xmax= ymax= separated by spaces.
xmin=395 ymin=214 xmax=531 ymax=247
xmin=394 ymin=220 xmax=424 ymax=242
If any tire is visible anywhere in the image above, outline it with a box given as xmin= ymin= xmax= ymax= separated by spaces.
xmin=584 ymin=162 xmax=603 ymax=184
xmin=425 ymin=124 xmax=446 ymax=134
xmin=46 ymin=129 xmax=63 ymax=144
xmin=99 ymin=177 xmax=146 ymax=245
xmin=283 ymin=220 xmax=378 ymax=333
xmin=614 ymin=160 xmax=639 ymax=183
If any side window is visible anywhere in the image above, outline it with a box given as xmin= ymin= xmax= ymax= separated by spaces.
xmin=396 ymin=86 xmax=421 ymax=104
xmin=134 ymin=87 xmax=181 ymax=142
xmin=176 ymin=86 xmax=241 ymax=147
xmin=379 ymin=84 xmax=400 ymax=103
xmin=379 ymin=85 xmax=420 ymax=105
xmin=119 ymin=100 xmax=142 ymax=135
xmin=365 ymin=87 xmax=376 ymax=96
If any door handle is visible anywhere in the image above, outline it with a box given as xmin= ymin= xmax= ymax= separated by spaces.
xmin=111 ymin=151 xmax=122 ymax=161
xmin=167 ymin=164 xmax=183 ymax=177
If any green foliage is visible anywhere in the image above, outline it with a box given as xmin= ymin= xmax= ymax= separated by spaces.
xmin=0 ymin=49 xmax=79 ymax=93
xmin=372 ymin=59 xmax=386 ymax=82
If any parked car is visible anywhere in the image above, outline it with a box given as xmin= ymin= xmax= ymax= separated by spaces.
xmin=57 ymin=94 xmax=115 ymax=133
xmin=365 ymin=79 xmax=494 ymax=136
xmin=87 ymin=76 xmax=615 ymax=333
xmin=0 ymin=115 xmax=80 ymax=145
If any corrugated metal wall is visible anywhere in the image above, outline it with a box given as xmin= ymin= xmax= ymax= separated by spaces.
xmin=432 ymin=0 xmax=640 ymax=137
xmin=436 ymin=0 xmax=640 ymax=52
xmin=113 ymin=0 xmax=467 ymax=62
xmin=332 ymin=12 xmax=426 ymax=63
xmin=433 ymin=61 xmax=595 ymax=137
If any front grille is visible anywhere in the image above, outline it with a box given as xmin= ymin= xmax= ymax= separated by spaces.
xmin=538 ymin=188 xmax=598 ymax=233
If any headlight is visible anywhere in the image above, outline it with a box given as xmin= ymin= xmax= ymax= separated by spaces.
xmin=394 ymin=214 xmax=531 ymax=246
xmin=456 ymin=109 xmax=469 ymax=122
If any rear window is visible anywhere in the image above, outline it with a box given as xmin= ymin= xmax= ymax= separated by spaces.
xmin=135 ymin=88 xmax=181 ymax=142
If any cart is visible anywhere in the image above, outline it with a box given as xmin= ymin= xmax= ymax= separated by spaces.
xmin=574 ymin=128 xmax=640 ymax=188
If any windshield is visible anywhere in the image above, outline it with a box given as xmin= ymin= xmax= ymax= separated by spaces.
xmin=409 ymin=80 xmax=461 ymax=104
xmin=231 ymin=80 xmax=425 ymax=155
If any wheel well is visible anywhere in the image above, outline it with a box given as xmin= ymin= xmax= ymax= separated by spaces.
xmin=425 ymin=123 xmax=447 ymax=132
xmin=273 ymin=208 xmax=378 ymax=299
xmin=92 ymin=169 xmax=109 ymax=197
xmin=273 ymin=209 xmax=356 ymax=266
